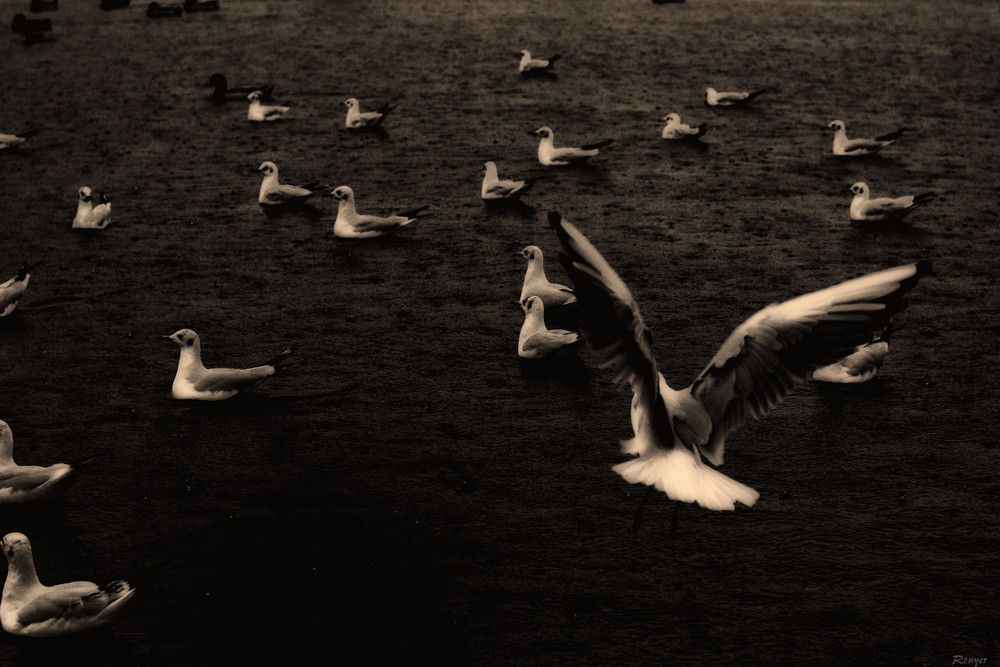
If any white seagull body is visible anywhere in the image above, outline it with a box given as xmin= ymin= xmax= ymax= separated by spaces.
xmin=705 ymin=87 xmax=766 ymax=107
xmin=1 ymin=532 xmax=135 ymax=637
xmin=328 ymin=185 xmax=430 ymax=239
xmin=518 ymin=296 xmax=581 ymax=359
xmin=0 ymin=262 xmax=38 ymax=317
xmin=247 ymin=90 xmax=289 ymax=121
xmin=549 ymin=211 xmax=929 ymax=511
xmin=0 ymin=129 xmax=39 ymax=151
xmin=828 ymin=120 xmax=904 ymax=156
xmin=849 ymin=182 xmax=935 ymax=224
xmin=257 ymin=161 xmax=331 ymax=206
xmin=519 ymin=245 xmax=576 ymax=310
xmin=0 ymin=421 xmax=84 ymax=504
xmin=533 ymin=127 xmax=614 ymax=166
xmin=343 ymin=98 xmax=395 ymax=130
xmin=166 ymin=329 xmax=293 ymax=401
xmin=518 ymin=50 xmax=560 ymax=75
xmin=661 ymin=113 xmax=707 ymax=140
xmin=481 ymin=161 xmax=534 ymax=201
xmin=813 ymin=327 xmax=894 ymax=383
xmin=72 ymin=186 xmax=112 ymax=229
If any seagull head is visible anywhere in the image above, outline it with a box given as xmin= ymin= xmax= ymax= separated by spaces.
xmin=1 ymin=533 xmax=31 ymax=565
xmin=663 ymin=113 xmax=680 ymax=123
xmin=828 ymin=120 xmax=845 ymax=132
xmin=258 ymin=161 xmax=277 ymax=177
xmin=521 ymin=295 xmax=542 ymax=313
xmin=330 ymin=186 xmax=354 ymax=202
xmin=78 ymin=186 xmax=93 ymax=203
xmin=483 ymin=161 xmax=496 ymax=171
xmin=343 ymin=98 xmax=358 ymax=109
xmin=532 ymin=127 xmax=552 ymax=139
xmin=165 ymin=328 xmax=200 ymax=349
xmin=518 ymin=49 xmax=530 ymax=57
xmin=520 ymin=245 xmax=542 ymax=262
xmin=850 ymin=182 xmax=869 ymax=196
xmin=247 ymin=90 xmax=266 ymax=102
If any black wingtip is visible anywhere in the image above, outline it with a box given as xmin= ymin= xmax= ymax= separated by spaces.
xmin=264 ymin=348 xmax=294 ymax=368
xmin=547 ymin=211 xmax=563 ymax=229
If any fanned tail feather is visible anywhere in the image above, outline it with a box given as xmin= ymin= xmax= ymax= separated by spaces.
xmin=613 ymin=448 xmax=759 ymax=511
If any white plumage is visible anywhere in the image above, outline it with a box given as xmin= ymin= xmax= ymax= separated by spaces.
xmin=328 ymin=185 xmax=429 ymax=239
xmin=849 ymin=182 xmax=935 ymax=224
xmin=519 ymin=245 xmax=576 ymax=310
xmin=247 ymin=90 xmax=289 ymax=121
xmin=532 ymin=127 xmax=614 ymax=166
xmin=481 ymin=161 xmax=534 ymax=201
xmin=257 ymin=161 xmax=331 ymax=206
xmin=828 ymin=120 xmax=904 ymax=156
xmin=1 ymin=532 xmax=135 ymax=637
xmin=518 ymin=296 xmax=581 ymax=359
xmin=0 ymin=262 xmax=38 ymax=317
xmin=72 ymin=186 xmax=112 ymax=229
xmin=166 ymin=329 xmax=293 ymax=401
xmin=550 ymin=211 xmax=929 ymax=511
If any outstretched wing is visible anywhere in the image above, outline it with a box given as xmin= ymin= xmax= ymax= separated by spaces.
xmin=549 ymin=212 xmax=675 ymax=450
xmin=689 ymin=262 xmax=930 ymax=464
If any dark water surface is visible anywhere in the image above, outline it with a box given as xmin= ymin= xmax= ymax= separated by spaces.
xmin=1 ymin=0 xmax=997 ymax=665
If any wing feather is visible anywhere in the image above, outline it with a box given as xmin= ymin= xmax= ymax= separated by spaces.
xmin=690 ymin=262 xmax=930 ymax=464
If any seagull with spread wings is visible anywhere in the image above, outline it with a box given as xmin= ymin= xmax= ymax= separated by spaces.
xmin=549 ymin=211 xmax=929 ymax=517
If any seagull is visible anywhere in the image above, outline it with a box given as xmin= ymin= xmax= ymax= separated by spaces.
xmin=146 ymin=2 xmax=183 ymax=17
xmin=549 ymin=210 xmax=929 ymax=513
xmin=0 ymin=420 xmax=94 ymax=504
xmin=30 ymin=0 xmax=60 ymax=11
xmin=481 ymin=161 xmax=534 ymax=201
xmin=661 ymin=113 xmax=707 ymax=141
xmin=184 ymin=0 xmax=220 ymax=11
xmin=165 ymin=329 xmax=293 ymax=401
xmin=532 ymin=127 xmax=614 ymax=166
xmin=0 ymin=129 xmax=40 ymax=151
xmin=343 ymin=98 xmax=396 ymax=130
xmin=1 ymin=532 xmax=135 ymax=637
xmin=518 ymin=296 xmax=581 ymax=359
xmin=813 ymin=325 xmax=895 ymax=383
xmin=11 ymin=13 xmax=52 ymax=37
xmin=257 ymin=161 xmax=331 ymax=206
xmin=327 ymin=185 xmax=430 ymax=239
xmin=0 ymin=262 xmax=39 ymax=317
xmin=72 ymin=186 xmax=112 ymax=229
xmin=705 ymin=87 xmax=767 ymax=107
xmin=518 ymin=50 xmax=560 ymax=75
xmin=207 ymin=74 xmax=274 ymax=103
xmin=247 ymin=90 xmax=289 ymax=121
xmin=849 ymin=182 xmax=935 ymax=224
xmin=828 ymin=120 xmax=904 ymax=156
xmin=519 ymin=245 xmax=576 ymax=309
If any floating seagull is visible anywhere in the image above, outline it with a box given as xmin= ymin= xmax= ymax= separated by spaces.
xmin=165 ymin=329 xmax=293 ymax=401
xmin=0 ymin=420 xmax=94 ymax=504
xmin=518 ymin=49 xmax=560 ymax=75
xmin=0 ymin=129 xmax=39 ymax=151
xmin=549 ymin=210 xmax=928 ymax=513
xmin=532 ymin=127 xmax=614 ymax=166
xmin=828 ymin=120 xmax=904 ymax=156
xmin=849 ymin=182 xmax=935 ymax=224
xmin=0 ymin=262 xmax=39 ymax=317
xmin=29 ymin=0 xmax=59 ymax=11
xmin=519 ymin=245 xmax=576 ymax=309
xmin=481 ymin=161 xmax=534 ymax=201
xmin=1 ymin=532 xmax=135 ymax=637
xmin=206 ymin=74 xmax=274 ymax=104
xmin=705 ymin=87 xmax=766 ymax=107
xmin=813 ymin=325 xmax=895 ymax=383
xmin=518 ymin=296 xmax=581 ymax=359
xmin=11 ymin=13 xmax=51 ymax=37
xmin=257 ymin=161 xmax=331 ymax=207
xmin=72 ymin=186 xmax=112 ymax=229
xmin=661 ymin=113 xmax=707 ymax=141
xmin=184 ymin=0 xmax=220 ymax=11
xmin=247 ymin=90 xmax=289 ymax=121
xmin=146 ymin=2 xmax=182 ymax=17
xmin=343 ymin=98 xmax=395 ymax=130
xmin=327 ymin=185 xmax=430 ymax=239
